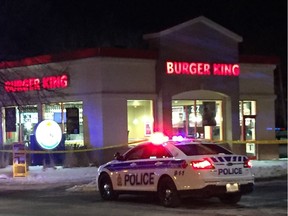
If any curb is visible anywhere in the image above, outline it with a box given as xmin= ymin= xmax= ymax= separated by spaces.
xmin=254 ymin=174 xmax=287 ymax=182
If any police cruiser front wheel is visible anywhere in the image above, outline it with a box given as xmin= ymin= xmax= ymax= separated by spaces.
xmin=98 ymin=173 xmax=118 ymax=200
xmin=157 ymin=176 xmax=181 ymax=207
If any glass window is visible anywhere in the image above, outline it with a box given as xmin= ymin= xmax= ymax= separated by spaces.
xmin=3 ymin=107 xmax=18 ymax=145
xmin=239 ymin=100 xmax=257 ymax=138
xmin=127 ymin=100 xmax=153 ymax=141
xmin=239 ymin=101 xmax=257 ymax=157
xmin=21 ymin=105 xmax=38 ymax=144
xmin=175 ymin=143 xmax=232 ymax=156
xmin=44 ymin=101 xmax=84 ymax=147
xmin=124 ymin=145 xmax=146 ymax=161
xmin=3 ymin=102 xmax=84 ymax=147
xmin=145 ymin=144 xmax=172 ymax=159
xmin=3 ymin=105 xmax=38 ymax=145
xmin=172 ymin=100 xmax=223 ymax=140
xmin=240 ymin=101 xmax=256 ymax=117
xmin=124 ymin=143 xmax=172 ymax=160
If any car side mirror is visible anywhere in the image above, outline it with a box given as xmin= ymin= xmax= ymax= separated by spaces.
xmin=114 ymin=152 xmax=124 ymax=161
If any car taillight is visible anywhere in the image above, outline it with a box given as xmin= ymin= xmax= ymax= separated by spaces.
xmin=244 ymin=159 xmax=252 ymax=168
xmin=191 ymin=158 xmax=215 ymax=169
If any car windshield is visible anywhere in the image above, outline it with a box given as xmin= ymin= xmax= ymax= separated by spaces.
xmin=175 ymin=143 xmax=232 ymax=156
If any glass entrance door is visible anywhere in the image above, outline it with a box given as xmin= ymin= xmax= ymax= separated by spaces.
xmin=243 ymin=116 xmax=256 ymax=159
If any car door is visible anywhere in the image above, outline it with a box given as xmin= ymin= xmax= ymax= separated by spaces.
xmin=121 ymin=144 xmax=173 ymax=192
xmin=110 ymin=144 xmax=146 ymax=191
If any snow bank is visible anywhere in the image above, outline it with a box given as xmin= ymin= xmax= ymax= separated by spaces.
xmin=0 ymin=159 xmax=286 ymax=191
xmin=251 ymin=159 xmax=287 ymax=179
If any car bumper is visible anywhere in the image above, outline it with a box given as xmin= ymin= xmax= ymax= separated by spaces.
xmin=178 ymin=183 xmax=254 ymax=198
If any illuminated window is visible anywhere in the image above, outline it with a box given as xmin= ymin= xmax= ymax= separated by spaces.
xmin=172 ymin=100 xmax=223 ymax=140
xmin=3 ymin=102 xmax=84 ymax=147
xmin=240 ymin=101 xmax=256 ymax=116
xmin=127 ymin=100 xmax=153 ymax=141
xmin=239 ymin=101 xmax=257 ymax=158
xmin=239 ymin=101 xmax=256 ymax=127
xmin=3 ymin=105 xmax=38 ymax=145
xmin=44 ymin=101 xmax=83 ymax=146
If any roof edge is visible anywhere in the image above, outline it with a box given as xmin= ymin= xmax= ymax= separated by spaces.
xmin=143 ymin=16 xmax=243 ymax=42
xmin=0 ymin=47 xmax=158 ymax=69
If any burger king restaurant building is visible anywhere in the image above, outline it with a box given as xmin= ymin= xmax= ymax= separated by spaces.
xmin=0 ymin=16 xmax=278 ymax=163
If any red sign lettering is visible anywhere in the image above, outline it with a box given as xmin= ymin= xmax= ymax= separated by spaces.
xmin=42 ymin=75 xmax=68 ymax=89
xmin=213 ymin=64 xmax=240 ymax=76
xmin=4 ymin=74 xmax=69 ymax=93
xmin=166 ymin=61 xmax=240 ymax=76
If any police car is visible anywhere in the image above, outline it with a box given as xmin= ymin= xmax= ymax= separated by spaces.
xmin=96 ymin=133 xmax=254 ymax=207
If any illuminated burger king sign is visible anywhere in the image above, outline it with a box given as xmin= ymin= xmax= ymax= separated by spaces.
xmin=4 ymin=74 xmax=68 ymax=93
xmin=35 ymin=120 xmax=62 ymax=150
xmin=166 ymin=61 xmax=240 ymax=76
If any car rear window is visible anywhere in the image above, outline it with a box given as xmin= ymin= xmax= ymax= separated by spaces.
xmin=175 ymin=143 xmax=232 ymax=156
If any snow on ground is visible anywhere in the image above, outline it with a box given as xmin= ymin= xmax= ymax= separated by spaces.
xmin=0 ymin=159 xmax=286 ymax=191
xmin=251 ymin=159 xmax=287 ymax=179
xmin=0 ymin=166 xmax=97 ymax=191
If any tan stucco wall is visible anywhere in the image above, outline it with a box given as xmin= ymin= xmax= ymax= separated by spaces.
xmin=240 ymin=63 xmax=278 ymax=159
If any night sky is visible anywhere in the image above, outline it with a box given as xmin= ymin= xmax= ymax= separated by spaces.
xmin=0 ymin=0 xmax=286 ymax=124
xmin=0 ymin=0 xmax=286 ymax=59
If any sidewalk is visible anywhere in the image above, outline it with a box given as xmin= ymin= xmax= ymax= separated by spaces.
xmin=0 ymin=159 xmax=286 ymax=191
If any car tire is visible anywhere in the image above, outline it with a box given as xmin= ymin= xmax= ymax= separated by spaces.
xmin=157 ymin=176 xmax=181 ymax=207
xmin=98 ymin=173 xmax=118 ymax=200
xmin=219 ymin=193 xmax=242 ymax=204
